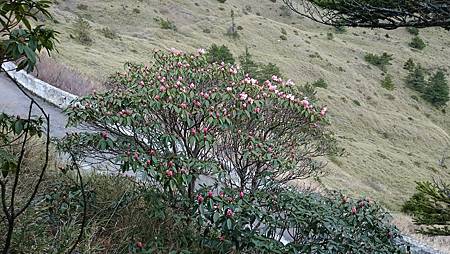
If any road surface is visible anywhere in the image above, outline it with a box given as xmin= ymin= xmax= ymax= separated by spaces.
xmin=0 ymin=73 xmax=70 ymax=138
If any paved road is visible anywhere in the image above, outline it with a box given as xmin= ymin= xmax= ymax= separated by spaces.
xmin=0 ymin=73 xmax=70 ymax=138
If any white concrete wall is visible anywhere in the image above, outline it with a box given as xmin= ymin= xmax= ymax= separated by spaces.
xmin=1 ymin=62 xmax=78 ymax=109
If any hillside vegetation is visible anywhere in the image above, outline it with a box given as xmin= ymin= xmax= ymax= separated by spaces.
xmin=41 ymin=0 xmax=450 ymax=211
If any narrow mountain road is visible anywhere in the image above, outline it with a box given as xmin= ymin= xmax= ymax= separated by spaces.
xmin=0 ymin=73 xmax=70 ymax=138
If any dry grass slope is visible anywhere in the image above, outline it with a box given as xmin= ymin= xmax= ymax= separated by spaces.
xmin=43 ymin=0 xmax=450 ymax=212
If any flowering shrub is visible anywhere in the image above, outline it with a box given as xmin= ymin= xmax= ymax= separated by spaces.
xmin=191 ymin=187 xmax=405 ymax=253
xmin=60 ymin=48 xmax=404 ymax=253
xmin=61 ymin=48 xmax=338 ymax=195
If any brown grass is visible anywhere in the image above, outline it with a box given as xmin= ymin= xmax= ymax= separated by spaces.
xmin=33 ymin=55 xmax=103 ymax=96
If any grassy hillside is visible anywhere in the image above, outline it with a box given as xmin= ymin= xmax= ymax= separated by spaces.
xmin=42 ymin=0 xmax=450 ymax=211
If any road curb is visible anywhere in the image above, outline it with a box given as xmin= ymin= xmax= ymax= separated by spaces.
xmin=1 ymin=62 xmax=78 ymax=109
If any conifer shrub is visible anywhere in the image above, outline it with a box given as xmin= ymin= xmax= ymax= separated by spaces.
xmin=364 ymin=52 xmax=393 ymax=72
xmin=239 ymin=48 xmax=283 ymax=82
xmin=406 ymin=65 xmax=426 ymax=93
xmin=154 ymin=17 xmax=177 ymax=31
xmin=381 ymin=74 xmax=395 ymax=91
xmin=402 ymin=181 xmax=450 ymax=236
xmin=409 ymin=36 xmax=426 ymax=50
xmin=422 ymin=70 xmax=449 ymax=108
xmin=206 ymin=44 xmax=235 ymax=64
xmin=403 ymin=58 xmax=415 ymax=71
xmin=312 ymin=78 xmax=328 ymax=89
xmin=406 ymin=27 xmax=419 ymax=35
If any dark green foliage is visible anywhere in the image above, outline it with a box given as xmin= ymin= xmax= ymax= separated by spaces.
xmin=406 ymin=27 xmax=419 ymax=35
xmin=409 ymin=36 xmax=426 ymax=50
xmin=154 ymin=17 xmax=177 ymax=31
xmin=100 ymin=27 xmax=118 ymax=39
xmin=353 ymin=99 xmax=361 ymax=106
xmin=0 ymin=0 xmax=58 ymax=72
xmin=312 ymin=78 xmax=328 ymax=88
xmin=217 ymin=0 xmax=227 ymax=3
xmin=381 ymin=74 xmax=395 ymax=91
xmin=239 ymin=47 xmax=283 ymax=82
xmin=335 ymin=25 xmax=346 ymax=33
xmin=206 ymin=44 xmax=235 ymax=64
xmin=403 ymin=58 xmax=415 ymax=71
xmin=73 ymin=16 xmax=93 ymax=46
xmin=327 ymin=32 xmax=334 ymax=40
xmin=364 ymin=52 xmax=393 ymax=72
xmin=402 ymin=181 xmax=450 ymax=236
xmin=406 ymin=65 xmax=426 ymax=93
xmin=280 ymin=34 xmax=287 ymax=40
xmin=422 ymin=70 xmax=449 ymax=108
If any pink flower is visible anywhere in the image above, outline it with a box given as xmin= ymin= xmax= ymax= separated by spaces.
xmin=300 ymin=99 xmax=310 ymax=108
xmin=239 ymin=191 xmax=244 ymax=199
xmin=197 ymin=48 xmax=206 ymax=55
xmin=154 ymin=95 xmax=160 ymax=100
xmin=254 ymin=107 xmax=261 ymax=113
xmin=193 ymin=100 xmax=201 ymax=107
xmin=100 ymin=131 xmax=109 ymax=140
xmin=320 ymin=106 xmax=328 ymax=116
xmin=286 ymin=79 xmax=295 ymax=86
xmin=133 ymin=152 xmax=139 ymax=160
xmin=160 ymin=86 xmax=167 ymax=92
xmin=219 ymin=192 xmax=224 ymax=197
xmin=226 ymin=87 xmax=233 ymax=92
xmin=148 ymin=149 xmax=156 ymax=156
xmin=268 ymin=147 xmax=273 ymax=153
xmin=229 ymin=67 xmax=238 ymax=75
xmin=189 ymin=83 xmax=195 ymax=89
xmin=136 ymin=241 xmax=144 ymax=249
xmin=167 ymin=161 xmax=175 ymax=167
xmin=286 ymin=94 xmax=295 ymax=101
xmin=268 ymin=84 xmax=277 ymax=91
xmin=169 ymin=48 xmax=183 ymax=56
xmin=197 ymin=194 xmax=204 ymax=204
xmin=247 ymin=97 xmax=254 ymax=104
xmin=180 ymin=102 xmax=188 ymax=109
xmin=239 ymin=92 xmax=248 ymax=101
xmin=146 ymin=159 xmax=152 ymax=166
xmin=351 ymin=207 xmax=357 ymax=215
xmin=219 ymin=235 xmax=225 ymax=241
xmin=203 ymin=127 xmax=208 ymax=134
xmin=208 ymin=191 xmax=213 ymax=198
xmin=191 ymin=128 xmax=197 ymax=135
xmin=226 ymin=208 xmax=233 ymax=217
xmin=166 ymin=170 xmax=174 ymax=177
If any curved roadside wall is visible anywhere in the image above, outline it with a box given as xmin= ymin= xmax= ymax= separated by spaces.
xmin=0 ymin=62 xmax=446 ymax=254
xmin=1 ymin=62 xmax=78 ymax=109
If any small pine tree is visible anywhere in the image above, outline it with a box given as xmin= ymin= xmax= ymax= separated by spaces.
xmin=403 ymin=58 xmax=415 ymax=71
xmin=406 ymin=65 xmax=426 ymax=93
xmin=402 ymin=181 xmax=450 ymax=236
xmin=206 ymin=44 xmax=235 ymax=64
xmin=238 ymin=48 xmax=283 ymax=82
xmin=409 ymin=36 xmax=426 ymax=50
xmin=258 ymin=63 xmax=282 ymax=82
xmin=422 ymin=70 xmax=449 ymax=108
xmin=381 ymin=74 xmax=395 ymax=91
xmin=239 ymin=47 xmax=258 ymax=75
